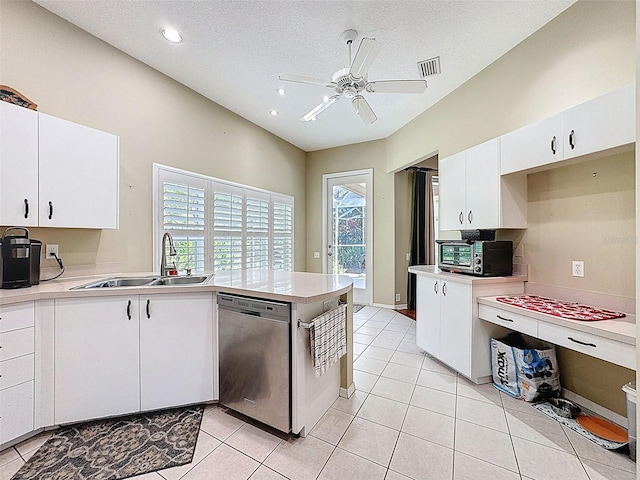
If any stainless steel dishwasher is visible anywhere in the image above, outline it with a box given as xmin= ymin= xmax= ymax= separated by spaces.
xmin=217 ymin=293 xmax=291 ymax=432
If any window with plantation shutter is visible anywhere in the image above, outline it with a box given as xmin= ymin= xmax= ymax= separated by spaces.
xmin=154 ymin=164 xmax=294 ymax=273
xmin=162 ymin=180 xmax=206 ymax=273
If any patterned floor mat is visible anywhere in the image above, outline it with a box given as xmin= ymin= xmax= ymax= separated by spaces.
xmin=11 ymin=405 xmax=204 ymax=480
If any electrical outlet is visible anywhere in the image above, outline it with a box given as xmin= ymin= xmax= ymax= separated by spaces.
xmin=46 ymin=244 xmax=59 ymax=259
xmin=313 ymin=251 xmax=320 ymax=259
xmin=323 ymin=299 xmax=331 ymax=312
xmin=572 ymin=261 xmax=584 ymax=277
xmin=515 ymin=244 xmax=524 ymax=257
xmin=395 ymin=293 xmax=401 ymax=302
xmin=406 ymin=253 xmax=411 ymax=262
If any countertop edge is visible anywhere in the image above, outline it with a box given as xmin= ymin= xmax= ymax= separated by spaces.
xmin=408 ymin=265 xmax=527 ymax=284
xmin=477 ymin=296 xmax=636 ymax=346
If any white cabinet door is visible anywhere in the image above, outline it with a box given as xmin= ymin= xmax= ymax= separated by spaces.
xmin=38 ymin=113 xmax=119 ymax=229
xmin=0 ymin=102 xmax=39 ymax=226
xmin=0 ymin=381 xmax=34 ymax=444
xmin=464 ymin=139 xmax=500 ymax=229
xmin=54 ymin=296 xmax=139 ymax=424
xmin=438 ymin=151 xmax=466 ymax=231
xmin=500 ymin=114 xmax=563 ymax=174
xmin=439 ymin=281 xmax=472 ymax=376
xmin=563 ymin=84 xmax=635 ymax=160
xmin=415 ymin=275 xmax=440 ymax=357
xmin=139 ymin=293 xmax=214 ymax=411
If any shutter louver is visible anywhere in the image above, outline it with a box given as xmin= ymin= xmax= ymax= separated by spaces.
xmin=273 ymin=200 xmax=293 ymax=271
xmin=246 ymin=196 xmax=269 ymax=270
xmin=213 ymin=189 xmax=243 ymax=270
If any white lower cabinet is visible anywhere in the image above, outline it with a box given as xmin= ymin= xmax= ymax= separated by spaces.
xmin=414 ymin=271 xmax=524 ymax=383
xmin=54 ymin=296 xmax=140 ymax=424
xmin=140 ymin=293 xmax=214 ymax=411
xmin=0 ymin=302 xmax=36 ymax=445
xmin=54 ymin=292 xmax=215 ymax=425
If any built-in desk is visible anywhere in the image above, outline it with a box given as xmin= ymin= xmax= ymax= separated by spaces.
xmin=478 ymin=296 xmax=636 ymax=370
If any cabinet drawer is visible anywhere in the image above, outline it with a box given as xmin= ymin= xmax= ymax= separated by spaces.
xmin=537 ymin=322 xmax=635 ymax=370
xmin=0 ymin=380 xmax=34 ymax=444
xmin=478 ymin=305 xmax=537 ymax=337
xmin=0 ymin=327 xmax=34 ymax=361
xmin=0 ymin=302 xmax=35 ymax=333
xmin=0 ymin=354 xmax=34 ymax=390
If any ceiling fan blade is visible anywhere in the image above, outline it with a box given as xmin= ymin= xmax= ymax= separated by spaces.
xmin=349 ymin=38 xmax=382 ymax=79
xmin=351 ymin=95 xmax=377 ymax=124
xmin=301 ymin=95 xmax=340 ymax=122
xmin=366 ymin=80 xmax=427 ymax=94
xmin=279 ymin=74 xmax=334 ymax=88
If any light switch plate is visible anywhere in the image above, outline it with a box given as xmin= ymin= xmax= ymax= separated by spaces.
xmin=313 ymin=251 xmax=320 ymax=259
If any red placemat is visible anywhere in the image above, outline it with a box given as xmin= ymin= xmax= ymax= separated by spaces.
xmin=495 ymin=295 xmax=626 ymax=321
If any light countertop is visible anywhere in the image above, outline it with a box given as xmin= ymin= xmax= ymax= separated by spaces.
xmin=0 ymin=270 xmax=353 ymax=306
xmin=478 ymin=296 xmax=636 ymax=345
xmin=408 ymin=265 xmax=527 ymax=285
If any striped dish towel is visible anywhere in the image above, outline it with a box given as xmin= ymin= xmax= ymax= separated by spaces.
xmin=310 ymin=304 xmax=347 ymax=378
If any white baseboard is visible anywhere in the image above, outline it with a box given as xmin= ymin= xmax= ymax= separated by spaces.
xmin=372 ymin=303 xmax=397 ymax=309
xmin=562 ymin=388 xmax=628 ymax=427
xmin=340 ymin=383 xmax=356 ymax=398
xmin=394 ymin=304 xmax=408 ymax=310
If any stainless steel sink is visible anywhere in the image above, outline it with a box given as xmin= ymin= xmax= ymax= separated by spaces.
xmin=148 ymin=275 xmax=211 ymax=286
xmin=71 ymin=276 xmax=159 ymax=289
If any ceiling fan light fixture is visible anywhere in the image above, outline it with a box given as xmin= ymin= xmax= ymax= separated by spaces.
xmin=161 ymin=27 xmax=183 ymax=43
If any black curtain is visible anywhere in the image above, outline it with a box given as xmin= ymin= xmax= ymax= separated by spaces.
xmin=407 ymin=170 xmax=435 ymax=310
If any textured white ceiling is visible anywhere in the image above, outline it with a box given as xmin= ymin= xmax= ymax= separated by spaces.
xmin=34 ymin=0 xmax=576 ymax=152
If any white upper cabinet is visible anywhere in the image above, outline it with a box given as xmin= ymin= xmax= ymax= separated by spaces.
xmin=501 ymin=84 xmax=635 ymax=175
xmin=500 ymin=114 xmax=563 ymax=175
xmin=562 ymin=84 xmax=635 ymax=160
xmin=39 ymin=114 xmax=119 ymax=229
xmin=0 ymin=104 xmax=119 ymax=229
xmin=440 ymin=138 xmax=526 ymax=231
xmin=0 ymin=102 xmax=39 ymax=226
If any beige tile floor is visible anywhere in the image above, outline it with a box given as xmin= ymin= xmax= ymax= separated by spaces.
xmin=1 ymin=306 xmax=636 ymax=480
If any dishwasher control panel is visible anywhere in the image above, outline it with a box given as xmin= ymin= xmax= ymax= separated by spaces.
xmin=217 ymin=293 xmax=290 ymax=320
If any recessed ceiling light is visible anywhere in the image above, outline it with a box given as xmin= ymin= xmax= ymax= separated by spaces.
xmin=276 ymin=88 xmax=286 ymax=96
xmin=310 ymin=116 xmax=317 ymax=121
xmin=161 ymin=27 xmax=183 ymax=43
xmin=322 ymin=96 xmax=329 ymax=103
xmin=270 ymin=110 xmax=278 ymax=116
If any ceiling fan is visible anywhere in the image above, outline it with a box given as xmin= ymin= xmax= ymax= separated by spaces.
xmin=279 ymin=29 xmax=427 ymax=125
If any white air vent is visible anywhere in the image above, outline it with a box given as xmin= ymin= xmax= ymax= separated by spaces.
xmin=417 ymin=57 xmax=441 ymax=77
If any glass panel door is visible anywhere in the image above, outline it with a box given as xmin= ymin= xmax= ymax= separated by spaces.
xmin=324 ymin=171 xmax=372 ymax=305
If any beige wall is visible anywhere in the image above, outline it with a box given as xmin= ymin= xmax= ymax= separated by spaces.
xmin=0 ymin=0 xmax=307 ymax=273
xmin=306 ymin=140 xmax=395 ymax=306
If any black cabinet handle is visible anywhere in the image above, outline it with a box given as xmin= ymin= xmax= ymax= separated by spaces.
xmin=551 ymin=136 xmax=557 ymax=155
xmin=146 ymin=299 xmax=150 ymax=318
xmin=48 ymin=201 xmax=54 ymax=220
xmin=433 ymin=281 xmax=438 ymax=294
xmin=468 ymin=210 xmax=472 ymax=224
xmin=496 ymin=315 xmax=514 ymax=323
xmin=568 ymin=337 xmax=596 ymax=347
xmin=458 ymin=212 xmax=463 ymax=224
xmin=442 ymin=282 xmax=447 ymax=296
xmin=127 ymin=300 xmax=131 ymax=320
xmin=24 ymin=199 xmax=29 ymax=219
xmin=569 ymin=130 xmax=575 ymax=150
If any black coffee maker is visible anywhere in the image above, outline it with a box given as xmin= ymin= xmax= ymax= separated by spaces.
xmin=0 ymin=227 xmax=42 ymax=289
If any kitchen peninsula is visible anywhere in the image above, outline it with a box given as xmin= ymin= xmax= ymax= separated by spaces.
xmin=0 ymin=270 xmax=353 ymax=450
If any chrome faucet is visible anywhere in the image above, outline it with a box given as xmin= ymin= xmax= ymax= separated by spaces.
xmin=160 ymin=232 xmax=177 ymax=276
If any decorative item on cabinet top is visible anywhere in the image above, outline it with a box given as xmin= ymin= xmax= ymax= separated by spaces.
xmin=0 ymin=85 xmax=37 ymax=110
